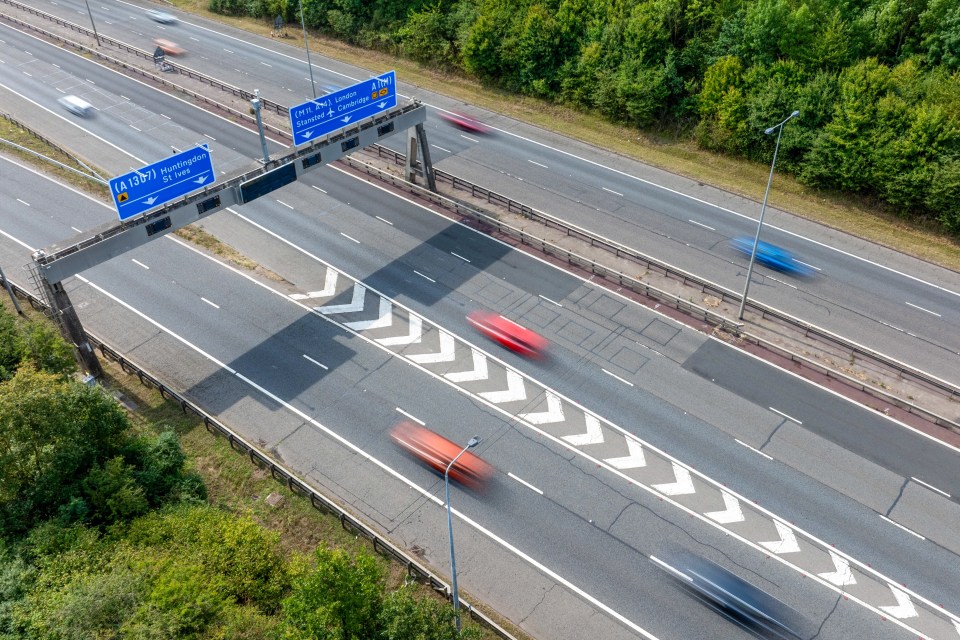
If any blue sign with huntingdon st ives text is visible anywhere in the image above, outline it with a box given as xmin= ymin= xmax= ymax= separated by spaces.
xmin=289 ymin=71 xmax=397 ymax=145
xmin=109 ymin=145 xmax=215 ymax=221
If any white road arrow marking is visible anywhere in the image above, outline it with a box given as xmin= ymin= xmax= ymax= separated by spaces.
xmin=705 ymin=492 xmax=745 ymax=524
xmin=290 ymin=269 xmax=338 ymax=300
xmin=879 ymin=585 xmax=917 ymax=619
xmin=563 ymin=414 xmax=604 ymax=446
xmin=376 ymin=315 xmax=422 ymax=346
xmin=759 ymin=520 xmax=801 ymax=554
xmin=345 ymin=297 xmax=392 ymax=330
xmin=520 ymin=392 xmax=564 ymax=425
xmin=605 ymin=438 xmax=646 ymax=469
xmin=653 ymin=463 xmax=696 ymax=496
xmin=445 ymin=349 xmax=488 ymax=383
xmin=818 ymin=552 xmax=856 ymax=586
xmin=316 ymin=283 xmax=366 ymax=314
xmin=409 ymin=331 xmax=455 ymax=364
xmin=480 ymin=370 xmax=526 ymax=403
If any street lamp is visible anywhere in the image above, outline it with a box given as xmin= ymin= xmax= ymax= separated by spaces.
xmin=297 ymin=0 xmax=317 ymax=98
xmin=737 ymin=110 xmax=800 ymax=320
xmin=445 ymin=435 xmax=481 ymax=632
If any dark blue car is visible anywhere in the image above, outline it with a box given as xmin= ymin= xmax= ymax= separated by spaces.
xmin=730 ymin=236 xmax=812 ymax=276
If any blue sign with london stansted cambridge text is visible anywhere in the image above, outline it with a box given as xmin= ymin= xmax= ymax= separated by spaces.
xmin=289 ymin=71 xmax=397 ymax=145
xmin=109 ymin=145 xmax=215 ymax=221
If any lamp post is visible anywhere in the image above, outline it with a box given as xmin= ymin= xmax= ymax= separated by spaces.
xmin=445 ymin=435 xmax=480 ymax=632
xmin=298 ymin=0 xmax=317 ymax=98
xmin=737 ymin=110 xmax=800 ymax=320
xmin=82 ymin=0 xmax=101 ymax=46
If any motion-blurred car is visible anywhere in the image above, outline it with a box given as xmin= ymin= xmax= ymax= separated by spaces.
xmin=466 ymin=311 xmax=548 ymax=359
xmin=153 ymin=38 xmax=185 ymax=55
xmin=57 ymin=95 xmax=93 ymax=117
xmin=438 ymin=111 xmax=490 ymax=135
xmin=651 ymin=552 xmax=809 ymax=639
xmin=389 ymin=422 xmax=493 ymax=491
xmin=146 ymin=8 xmax=177 ymax=23
xmin=730 ymin=236 xmax=812 ymax=276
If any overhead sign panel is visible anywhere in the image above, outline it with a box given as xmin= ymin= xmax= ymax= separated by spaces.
xmin=109 ymin=145 xmax=215 ymax=221
xmin=289 ymin=70 xmax=397 ymax=145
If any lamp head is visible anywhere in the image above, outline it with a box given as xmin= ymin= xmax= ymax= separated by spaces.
xmin=764 ymin=127 xmax=776 ymax=135
xmin=467 ymin=436 xmax=481 ymax=448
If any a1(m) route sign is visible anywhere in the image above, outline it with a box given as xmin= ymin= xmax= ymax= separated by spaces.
xmin=109 ymin=144 xmax=215 ymax=221
xmin=289 ymin=70 xmax=397 ymax=145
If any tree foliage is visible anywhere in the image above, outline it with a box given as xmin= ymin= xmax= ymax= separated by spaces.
xmin=203 ymin=0 xmax=960 ymax=234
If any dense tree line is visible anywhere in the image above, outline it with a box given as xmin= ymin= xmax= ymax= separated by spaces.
xmin=211 ymin=0 xmax=960 ymax=234
xmin=0 ymin=305 xmax=478 ymax=639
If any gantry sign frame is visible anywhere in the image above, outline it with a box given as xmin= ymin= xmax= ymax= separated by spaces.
xmin=33 ymin=102 xmax=427 ymax=286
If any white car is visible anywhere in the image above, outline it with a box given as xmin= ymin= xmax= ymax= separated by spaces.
xmin=146 ymin=8 xmax=177 ymax=23
xmin=58 ymin=95 xmax=93 ymax=117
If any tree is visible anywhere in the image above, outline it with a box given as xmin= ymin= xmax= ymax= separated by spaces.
xmin=278 ymin=545 xmax=385 ymax=640
xmin=0 ymin=366 xmax=130 ymax=538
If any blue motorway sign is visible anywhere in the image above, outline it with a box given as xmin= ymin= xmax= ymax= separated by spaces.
xmin=289 ymin=71 xmax=397 ymax=145
xmin=109 ymin=144 xmax=215 ymax=221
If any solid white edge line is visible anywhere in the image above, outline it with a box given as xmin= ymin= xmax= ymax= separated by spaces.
xmin=910 ymin=476 xmax=951 ymax=498
xmin=734 ymin=438 xmax=773 ymax=460
xmin=769 ymin=407 xmax=802 ymax=425
xmin=395 ymin=408 xmax=424 ymax=425
xmin=507 ymin=472 xmax=543 ymax=495
xmin=879 ymin=515 xmax=926 ymax=540
xmin=601 ymin=368 xmax=634 ymax=387
xmin=302 ymin=354 xmax=328 ymax=370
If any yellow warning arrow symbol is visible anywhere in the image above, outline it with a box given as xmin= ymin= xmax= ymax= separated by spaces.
xmin=117 ymin=192 xmax=129 ymax=203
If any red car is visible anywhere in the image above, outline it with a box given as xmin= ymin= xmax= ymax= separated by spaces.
xmin=467 ymin=311 xmax=548 ymax=359
xmin=390 ymin=422 xmax=493 ymax=491
xmin=437 ymin=111 xmax=490 ymax=135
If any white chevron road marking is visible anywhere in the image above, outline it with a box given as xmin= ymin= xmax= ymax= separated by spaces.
xmin=445 ymin=349 xmax=489 ymax=383
xmin=759 ymin=520 xmax=801 ymax=554
xmin=290 ymin=268 xmax=338 ymax=300
xmin=605 ymin=438 xmax=646 ymax=470
xmin=652 ymin=462 xmax=696 ymax=496
xmin=408 ymin=330 xmax=456 ymax=364
xmin=520 ymin=392 xmax=564 ymax=424
xmin=480 ymin=370 xmax=526 ymax=403
xmin=376 ymin=314 xmax=422 ymax=346
xmin=316 ymin=283 xmax=366 ymax=314
xmin=879 ymin=585 xmax=918 ymax=619
xmin=705 ymin=492 xmax=745 ymax=524
xmin=345 ymin=297 xmax=393 ymax=330
xmin=563 ymin=414 xmax=604 ymax=446
xmin=818 ymin=552 xmax=856 ymax=586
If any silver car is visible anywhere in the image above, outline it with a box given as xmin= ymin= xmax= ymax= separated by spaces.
xmin=146 ymin=8 xmax=177 ymax=23
xmin=58 ymin=95 xmax=93 ymax=117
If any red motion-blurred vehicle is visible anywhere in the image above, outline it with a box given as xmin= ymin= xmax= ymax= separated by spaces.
xmin=390 ymin=422 xmax=493 ymax=491
xmin=467 ymin=311 xmax=548 ymax=359
xmin=437 ymin=111 xmax=490 ymax=134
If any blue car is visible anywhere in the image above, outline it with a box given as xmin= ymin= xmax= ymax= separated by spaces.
xmin=730 ymin=236 xmax=811 ymax=276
